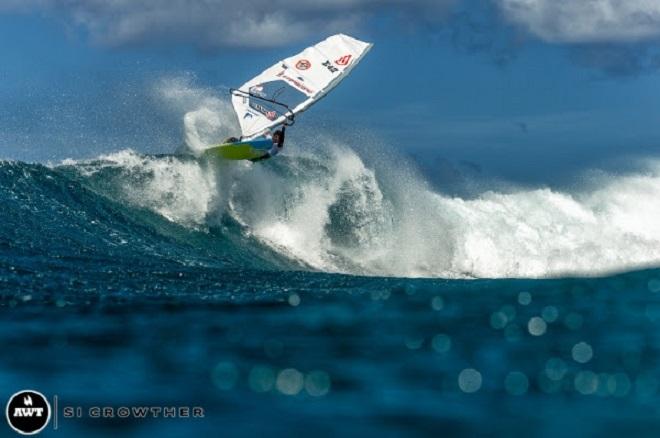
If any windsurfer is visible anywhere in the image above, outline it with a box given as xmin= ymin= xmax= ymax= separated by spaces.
xmin=250 ymin=126 xmax=285 ymax=162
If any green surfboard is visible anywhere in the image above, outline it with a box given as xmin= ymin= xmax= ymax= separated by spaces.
xmin=203 ymin=139 xmax=271 ymax=161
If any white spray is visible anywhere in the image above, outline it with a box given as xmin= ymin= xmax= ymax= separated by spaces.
xmin=75 ymin=79 xmax=660 ymax=279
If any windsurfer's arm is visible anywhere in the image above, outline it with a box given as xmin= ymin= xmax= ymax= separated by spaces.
xmin=268 ymin=126 xmax=285 ymax=157
xmin=278 ymin=126 xmax=285 ymax=146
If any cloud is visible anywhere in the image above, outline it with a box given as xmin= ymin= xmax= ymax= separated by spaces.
xmin=492 ymin=0 xmax=660 ymax=76
xmin=495 ymin=0 xmax=660 ymax=44
xmin=449 ymin=0 xmax=523 ymax=66
xmin=2 ymin=0 xmax=659 ymax=77
xmin=569 ymin=43 xmax=660 ymax=77
xmin=0 ymin=0 xmax=456 ymax=49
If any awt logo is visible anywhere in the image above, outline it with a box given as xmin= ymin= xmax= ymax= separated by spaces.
xmin=5 ymin=390 xmax=51 ymax=435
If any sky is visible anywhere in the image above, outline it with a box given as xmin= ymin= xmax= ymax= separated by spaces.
xmin=1 ymin=0 xmax=660 ymax=188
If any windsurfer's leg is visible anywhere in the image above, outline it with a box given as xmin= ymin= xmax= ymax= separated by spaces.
xmin=249 ymin=153 xmax=271 ymax=163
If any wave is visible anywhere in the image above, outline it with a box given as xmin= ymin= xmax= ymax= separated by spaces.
xmin=217 ymin=145 xmax=660 ymax=279
xmin=3 ymin=141 xmax=657 ymax=279
xmin=174 ymin=80 xmax=660 ymax=278
xmin=0 ymin=157 xmax=294 ymax=274
xmin=3 ymin=79 xmax=660 ymax=279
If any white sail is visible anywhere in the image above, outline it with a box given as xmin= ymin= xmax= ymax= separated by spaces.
xmin=231 ymin=34 xmax=373 ymax=139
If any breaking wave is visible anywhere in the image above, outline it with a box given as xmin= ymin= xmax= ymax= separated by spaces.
xmin=4 ymin=78 xmax=660 ymax=279
xmin=31 ymin=145 xmax=660 ymax=279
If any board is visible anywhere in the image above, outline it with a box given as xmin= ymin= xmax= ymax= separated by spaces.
xmin=203 ymin=139 xmax=272 ymax=161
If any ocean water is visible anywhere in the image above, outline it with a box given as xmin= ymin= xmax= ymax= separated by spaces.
xmin=2 ymin=91 xmax=660 ymax=436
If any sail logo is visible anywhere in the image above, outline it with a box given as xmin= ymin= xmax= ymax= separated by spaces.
xmin=5 ymin=390 xmax=51 ymax=435
xmin=322 ymin=60 xmax=339 ymax=74
xmin=335 ymin=54 xmax=352 ymax=66
xmin=276 ymin=71 xmax=314 ymax=95
xmin=295 ymin=59 xmax=311 ymax=70
xmin=249 ymin=102 xmax=278 ymax=121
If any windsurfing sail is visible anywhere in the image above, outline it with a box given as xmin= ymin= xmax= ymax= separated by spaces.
xmin=231 ymin=34 xmax=373 ymax=140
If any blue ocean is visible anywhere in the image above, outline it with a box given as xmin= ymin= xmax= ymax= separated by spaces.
xmin=2 ymin=114 xmax=660 ymax=437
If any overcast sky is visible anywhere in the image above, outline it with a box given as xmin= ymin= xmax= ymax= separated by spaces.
xmin=3 ymin=0 xmax=660 ymax=48
xmin=1 ymin=0 xmax=660 ymax=186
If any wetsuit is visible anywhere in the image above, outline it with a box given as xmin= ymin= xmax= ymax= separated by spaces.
xmin=250 ymin=126 xmax=285 ymax=162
